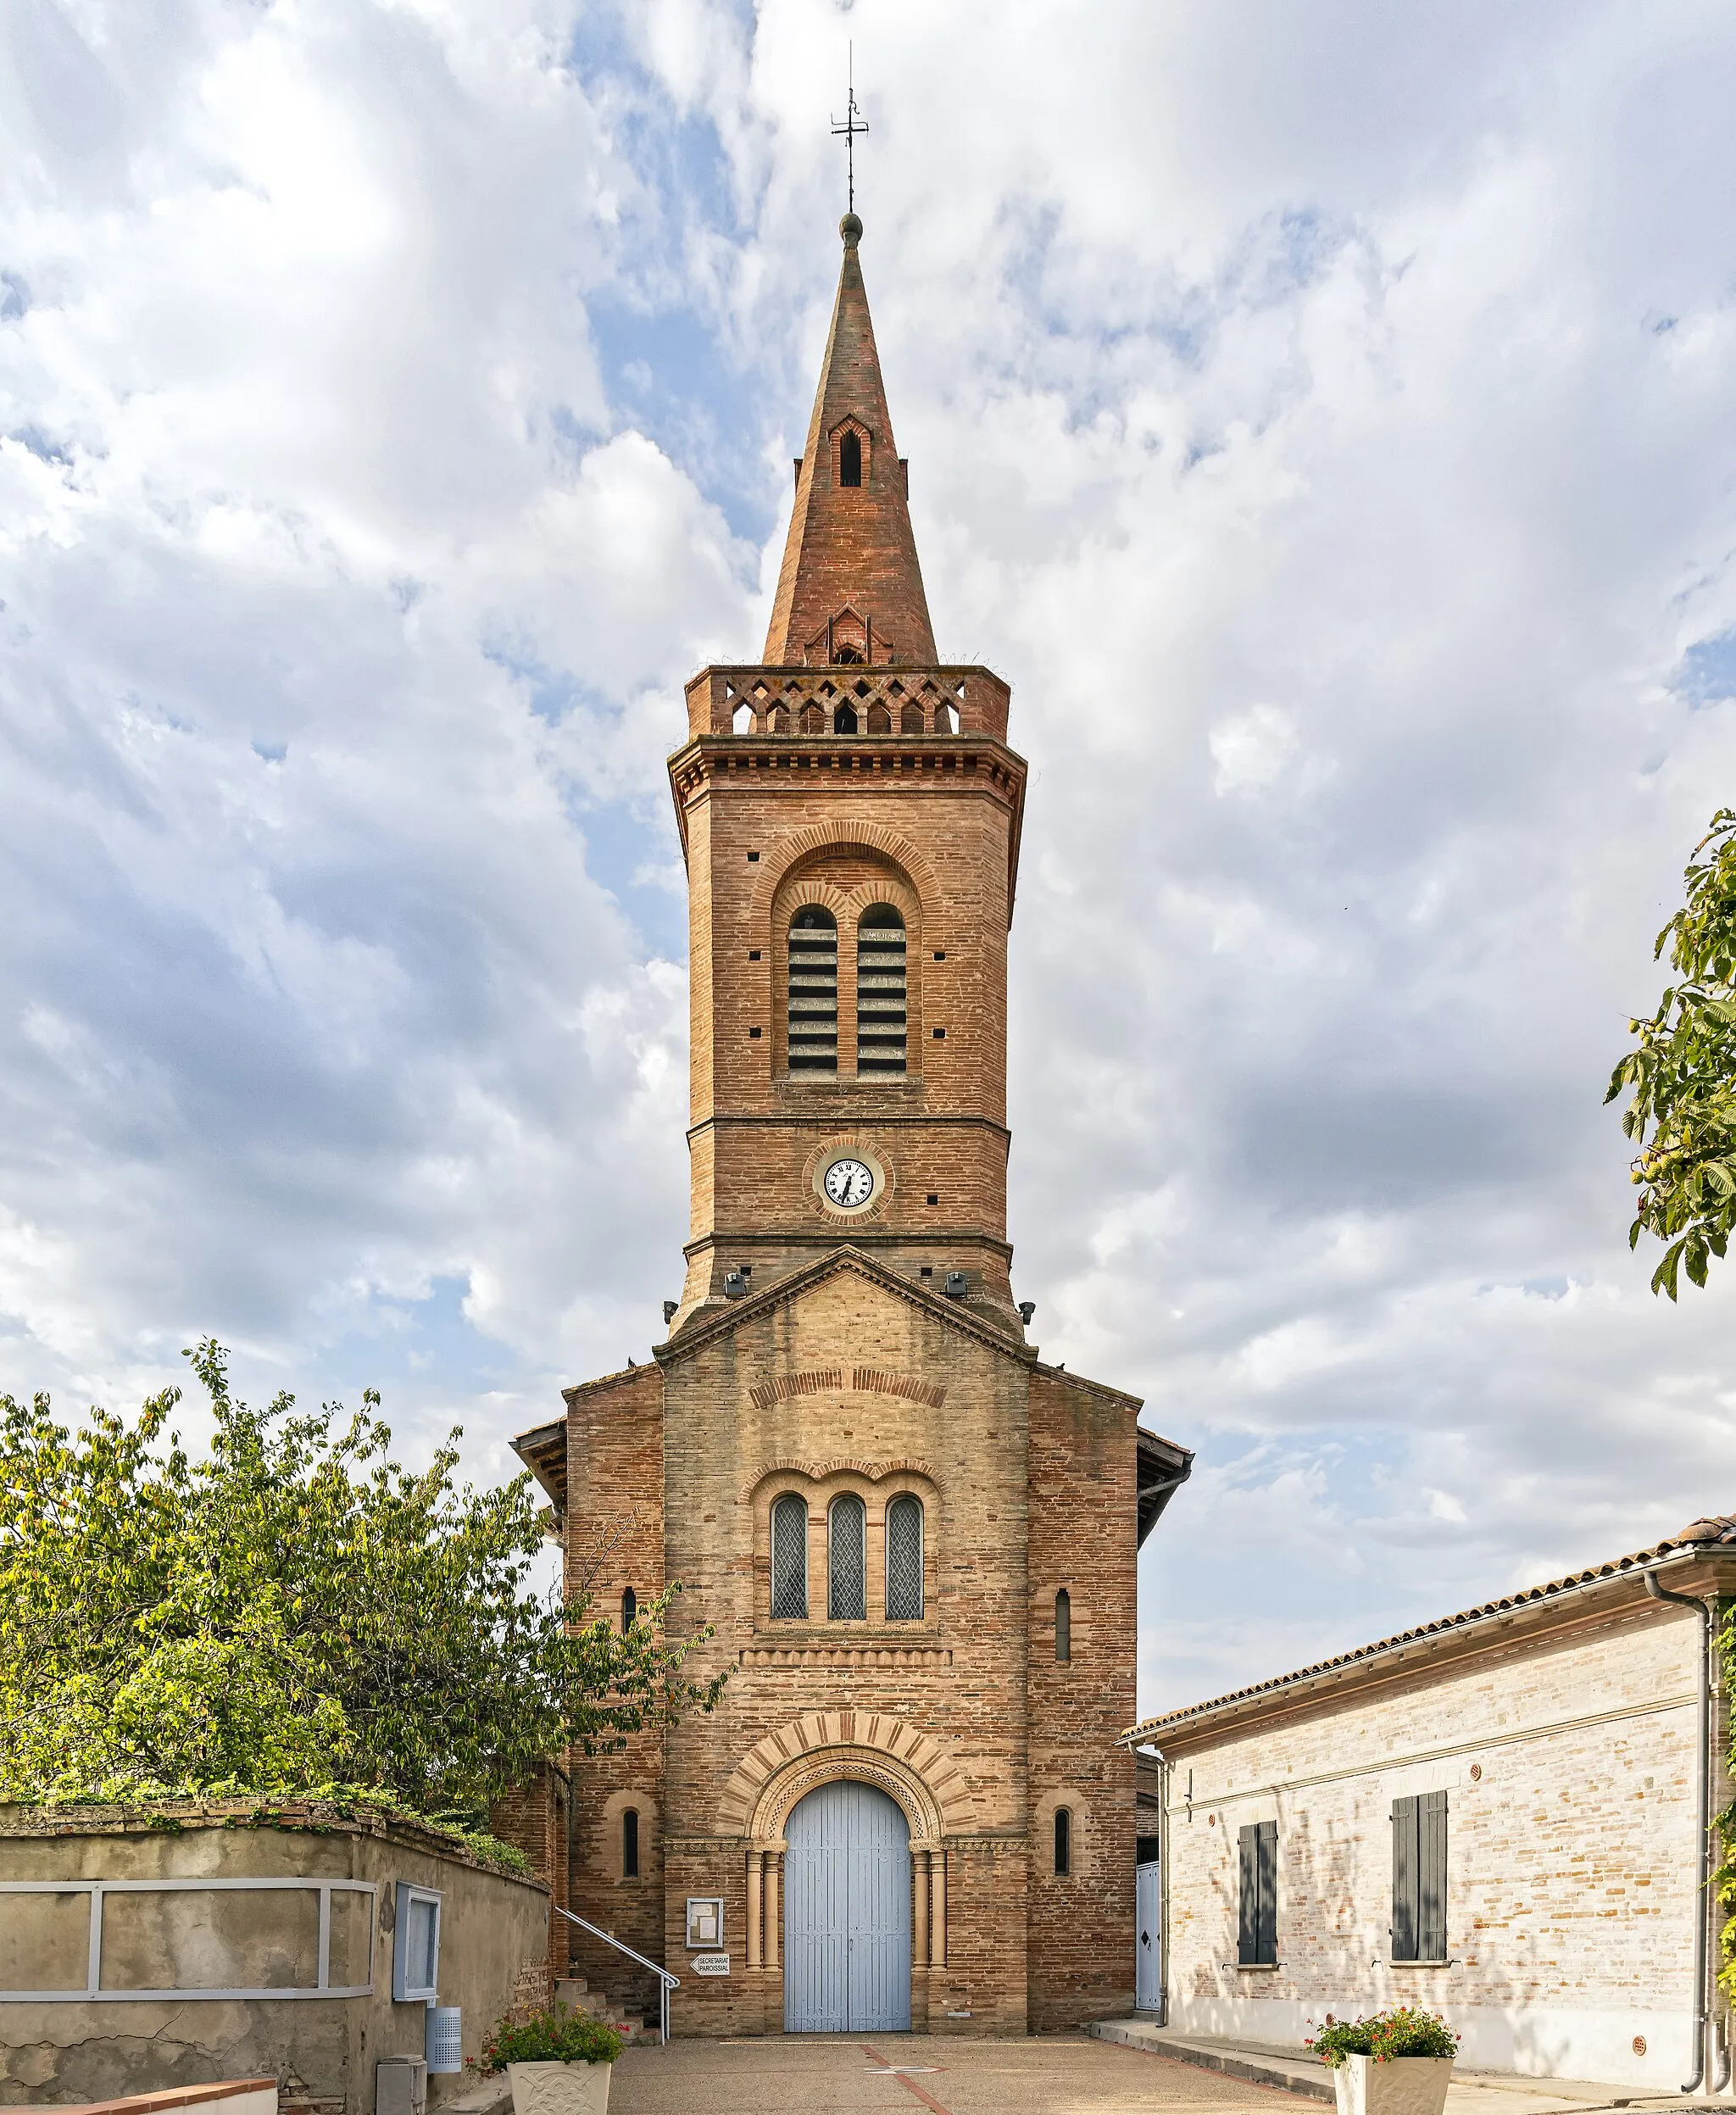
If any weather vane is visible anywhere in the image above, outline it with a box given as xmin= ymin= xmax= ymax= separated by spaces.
xmin=831 ymin=43 xmax=868 ymax=214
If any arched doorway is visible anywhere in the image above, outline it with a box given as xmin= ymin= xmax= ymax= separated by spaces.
xmin=783 ymin=1779 xmax=911 ymax=2032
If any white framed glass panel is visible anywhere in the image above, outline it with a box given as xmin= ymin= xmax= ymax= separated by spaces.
xmin=885 ymin=1495 xmax=923 ymax=1620
xmin=828 ymin=1494 xmax=867 ymax=1621
xmin=392 ymin=1883 xmax=442 ymax=2003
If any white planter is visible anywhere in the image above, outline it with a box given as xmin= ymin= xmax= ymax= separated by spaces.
xmin=1330 ymin=2056 xmax=1454 ymax=2115
xmin=506 ymin=2061 xmax=613 ymax=2115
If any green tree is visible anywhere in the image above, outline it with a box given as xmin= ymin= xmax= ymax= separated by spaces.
xmin=0 ymin=1341 xmax=723 ymax=1812
xmin=1606 ymin=809 xmax=1736 ymax=1298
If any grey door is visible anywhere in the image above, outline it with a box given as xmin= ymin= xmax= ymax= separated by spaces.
xmin=1136 ymin=1859 xmax=1161 ymax=2010
xmin=784 ymin=1779 xmax=911 ymax=2032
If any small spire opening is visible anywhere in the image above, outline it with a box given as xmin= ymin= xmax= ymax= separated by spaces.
xmin=839 ymin=430 xmax=863 ymax=487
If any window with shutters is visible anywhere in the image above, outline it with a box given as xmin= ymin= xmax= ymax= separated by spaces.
xmin=622 ymin=1808 xmax=639 ymax=1879
xmin=1054 ymin=1588 xmax=1071 ymax=1662
xmin=1392 ymin=1791 xmax=1447 ymax=1962
xmin=828 ymin=1493 xmax=867 ymax=1620
xmin=787 ymin=906 xmax=838 ymax=1071
xmin=771 ymin=1494 xmax=809 ymax=1618
xmin=1054 ymin=1807 xmax=1072 ymax=1877
xmin=855 ymin=905 xmax=907 ymax=1074
xmin=886 ymin=1494 xmax=923 ymax=1619
xmin=1238 ymin=1821 xmax=1277 ymax=1965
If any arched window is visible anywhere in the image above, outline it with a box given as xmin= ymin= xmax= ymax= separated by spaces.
xmin=867 ymin=704 xmax=892 ymax=735
xmin=828 ymin=1493 xmax=866 ymax=1620
xmin=623 ymin=1808 xmax=640 ymax=1878
xmin=620 ymin=1587 xmax=637 ymax=1631
xmin=856 ymin=905 xmax=907 ymax=1075
xmin=834 ymin=704 xmax=858 ymax=733
xmin=900 ymin=702 xmax=925 ymax=734
xmin=771 ymin=1495 xmax=809 ymax=1618
xmin=886 ymin=1494 xmax=923 ymax=1621
xmin=732 ymin=701 xmax=754 ymax=733
xmin=1055 ymin=1588 xmax=1071 ymax=1662
xmin=1054 ymin=1807 xmax=1072 ymax=1876
xmin=787 ymin=907 xmax=837 ymax=1072
xmin=839 ymin=430 xmax=863 ymax=487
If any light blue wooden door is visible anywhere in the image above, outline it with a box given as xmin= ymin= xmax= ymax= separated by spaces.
xmin=1136 ymin=1860 xmax=1161 ymax=2010
xmin=784 ymin=1779 xmax=911 ymax=2032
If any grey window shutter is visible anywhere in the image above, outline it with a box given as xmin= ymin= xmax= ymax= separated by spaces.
xmin=1392 ymin=1795 xmax=1419 ymax=1960
xmin=1419 ymin=1789 xmax=1447 ymax=1962
xmin=1256 ymin=1818 xmax=1277 ymax=1965
xmin=1238 ymin=1824 xmax=1259 ymax=1964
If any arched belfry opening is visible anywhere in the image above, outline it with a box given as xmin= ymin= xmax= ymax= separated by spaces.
xmin=838 ymin=429 xmax=863 ymax=487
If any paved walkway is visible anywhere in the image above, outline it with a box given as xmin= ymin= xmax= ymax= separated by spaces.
xmin=607 ymin=2032 xmax=1295 ymax=2114
xmin=606 ymin=2030 xmax=1705 ymax=2115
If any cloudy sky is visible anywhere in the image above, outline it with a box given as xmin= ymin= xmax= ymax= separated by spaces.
xmin=5 ymin=0 xmax=1736 ymax=1713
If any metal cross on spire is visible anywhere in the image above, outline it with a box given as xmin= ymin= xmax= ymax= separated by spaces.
xmin=831 ymin=43 xmax=868 ymax=214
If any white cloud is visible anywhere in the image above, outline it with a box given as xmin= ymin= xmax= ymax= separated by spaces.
xmin=4 ymin=0 xmax=1736 ymax=1709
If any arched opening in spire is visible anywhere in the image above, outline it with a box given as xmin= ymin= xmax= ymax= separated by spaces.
xmin=839 ymin=430 xmax=862 ymax=487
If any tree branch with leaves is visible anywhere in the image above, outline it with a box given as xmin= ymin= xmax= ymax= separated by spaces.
xmin=0 ymin=1342 xmax=725 ymax=1812
xmin=1606 ymin=809 xmax=1736 ymax=1298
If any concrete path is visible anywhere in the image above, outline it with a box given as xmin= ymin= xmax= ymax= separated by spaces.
xmin=607 ymin=2031 xmax=1299 ymax=2114
xmin=1084 ymin=2026 xmax=1704 ymax=2115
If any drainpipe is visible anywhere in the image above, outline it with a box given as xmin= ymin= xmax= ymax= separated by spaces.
xmin=1644 ymin=1568 xmax=1711 ymax=2095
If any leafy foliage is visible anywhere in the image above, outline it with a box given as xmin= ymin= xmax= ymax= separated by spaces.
xmin=477 ymin=2003 xmax=622 ymax=2070
xmin=0 ymin=1342 xmax=725 ymax=1810
xmin=1607 ymin=810 xmax=1736 ymax=1297
xmin=1715 ymin=1609 xmax=1736 ymax=1999
xmin=1307 ymin=2009 xmax=1460 ymax=2067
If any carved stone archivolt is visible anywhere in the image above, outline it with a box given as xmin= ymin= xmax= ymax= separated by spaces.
xmin=716 ymin=1708 xmax=968 ymax=1842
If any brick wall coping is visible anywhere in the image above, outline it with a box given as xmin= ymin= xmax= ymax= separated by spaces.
xmin=54 ymin=2080 xmax=276 ymax=2114
xmin=1127 ymin=1511 xmax=1736 ymax=1749
xmin=0 ymin=1798 xmax=550 ymax=1886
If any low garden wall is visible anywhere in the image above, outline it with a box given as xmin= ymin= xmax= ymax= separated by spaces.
xmin=0 ymin=1802 xmax=550 ymax=2111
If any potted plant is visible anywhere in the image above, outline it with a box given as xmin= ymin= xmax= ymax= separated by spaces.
xmin=478 ymin=2002 xmax=624 ymax=2115
xmin=1307 ymin=2006 xmax=1461 ymax=2115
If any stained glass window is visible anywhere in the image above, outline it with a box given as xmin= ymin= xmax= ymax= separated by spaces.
xmin=771 ymin=1494 xmax=808 ymax=1618
xmin=886 ymin=1494 xmax=924 ymax=1620
xmin=828 ymin=1493 xmax=866 ymax=1620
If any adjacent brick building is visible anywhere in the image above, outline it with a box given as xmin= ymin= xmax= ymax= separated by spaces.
xmin=1128 ymin=1514 xmax=1733 ymax=2088
xmin=504 ymin=213 xmax=1193 ymax=2037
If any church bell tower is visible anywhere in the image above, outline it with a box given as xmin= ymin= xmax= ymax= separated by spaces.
xmin=670 ymin=212 xmax=1028 ymax=1336
xmin=509 ymin=210 xmax=1192 ymax=2045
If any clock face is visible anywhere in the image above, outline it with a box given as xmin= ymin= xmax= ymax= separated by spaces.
xmin=823 ymin=1157 xmax=876 ymax=1208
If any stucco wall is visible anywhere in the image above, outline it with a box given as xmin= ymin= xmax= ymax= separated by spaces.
xmin=1158 ymin=1598 xmax=1705 ymax=2085
xmin=0 ymin=1806 xmax=549 ymax=2110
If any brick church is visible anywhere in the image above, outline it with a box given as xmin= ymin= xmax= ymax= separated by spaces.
xmin=509 ymin=213 xmax=1193 ymax=2037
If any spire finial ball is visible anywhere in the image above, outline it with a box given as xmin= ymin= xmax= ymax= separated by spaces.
xmin=840 ymin=212 xmax=862 ymax=248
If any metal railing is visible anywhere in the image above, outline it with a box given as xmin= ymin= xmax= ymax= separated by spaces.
xmin=554 ymin=1904 xmax=678 ymax=2045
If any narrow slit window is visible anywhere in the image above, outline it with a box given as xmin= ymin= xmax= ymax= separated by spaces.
xmin=620 ymin=1587 xmax=637 ymax=1631
xmin=839 ymin=430 xmax=863 ymax=487
xmin=787 ymin=907 xmax=837 ymax=1072
xmin=828 ymin=1493 xmax=867 ymax=1620
xmin=1055 ymin=1588 xmax=1071 ymax=1662
xmin=856 ymin=905 xmax=907 ymax=1075
xmin=623 ymin=1808 xmax=640 ymax=1879
xmin=886 ymin=1494 xmax=924 ymax=1620
xmin=771 ymin=1495 xmax=809 ymax=1618
xmin=1054 ymin=1808 xmax=1072 ymax=1877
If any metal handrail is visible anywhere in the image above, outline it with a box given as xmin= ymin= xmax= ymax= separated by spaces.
xmin=554 ymin=1904 xmax=679 ymax=2045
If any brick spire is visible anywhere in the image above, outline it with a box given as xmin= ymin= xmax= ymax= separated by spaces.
xmin=763 ymin=215 xmax=938 ymax=667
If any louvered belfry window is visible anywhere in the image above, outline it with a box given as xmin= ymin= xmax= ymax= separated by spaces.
xmin=855 ymin=905 xmax=907 ymax=1074
xmin=1238 ymin=1820 xmax=1277 ymax=1965
xmin=828 ymin=1493 xmax=867 ymax=1620
xmin=787 ymin=906 xmax=838 ymax=1071
xmin=886 ymin=1495 xmax=924 ymax=1620
xmin=771 ymin=1495 xmax=809 ymax=1618
xmin=1392 ymin=1792 xmax=1447 ymax=1961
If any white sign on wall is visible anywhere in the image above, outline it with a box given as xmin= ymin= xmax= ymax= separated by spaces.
xmin=691 ymin=1953 xmax=730 ymax=1977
